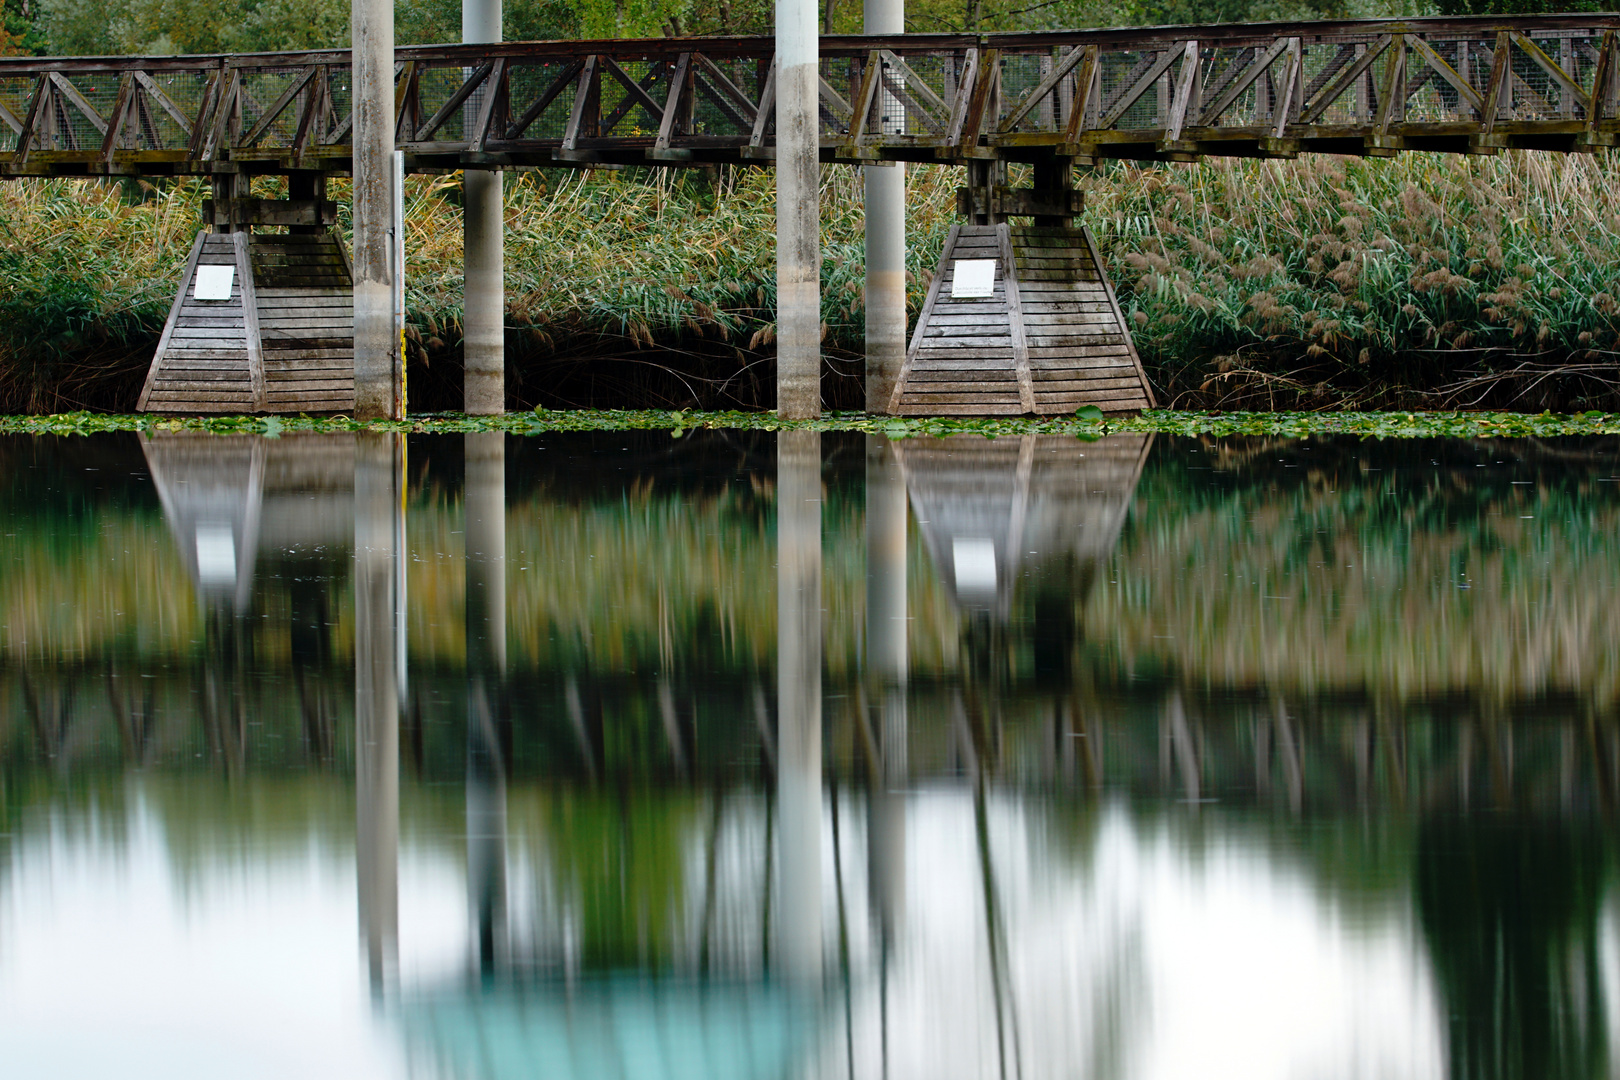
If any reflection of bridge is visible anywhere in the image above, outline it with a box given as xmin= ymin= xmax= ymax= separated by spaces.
xmin=3 ymin=18 xmax=1618 ymax=178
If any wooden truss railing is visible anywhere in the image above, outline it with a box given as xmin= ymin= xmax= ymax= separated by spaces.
xmin=2 ymin=14 xmax=1618 ymax=176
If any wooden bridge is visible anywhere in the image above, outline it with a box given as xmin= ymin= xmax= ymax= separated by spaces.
xmin=3 ymin=16 xmax=1618 ymax=175
xmin=2 ymin=14 xmax=1617 ymax=415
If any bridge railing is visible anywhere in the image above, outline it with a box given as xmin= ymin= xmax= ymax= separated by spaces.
xmin=1 ymin=15 xmax=1617 ymax=176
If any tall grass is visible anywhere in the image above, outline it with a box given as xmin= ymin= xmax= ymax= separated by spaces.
xmin=1087 ymin=151 xmax=1620 ymax=410
xmin=2 ymin=151 xmax=1619 ymax=412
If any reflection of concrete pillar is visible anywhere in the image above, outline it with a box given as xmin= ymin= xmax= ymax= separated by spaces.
xmin=464 ymin=432 xmax=508 ymax=974
xmin=356 ymin=432 xmax=403 ymax=992
xmin=777 ymin=430 xmax=823 ymax=982
xmin=865 ymin=435 xmax=906 ymax=943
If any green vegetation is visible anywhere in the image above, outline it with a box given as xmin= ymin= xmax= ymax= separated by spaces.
xmin=5 ymin=149 xmax=1620 ymax=415
xmin=3 ymin=406 xmax=1620 ymax=438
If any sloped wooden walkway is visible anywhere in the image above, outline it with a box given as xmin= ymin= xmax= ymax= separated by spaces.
xmin=137 ymin=231 xmax=355 ymax=414
xmin=889 ymin=224 xmax=1154 ymax=415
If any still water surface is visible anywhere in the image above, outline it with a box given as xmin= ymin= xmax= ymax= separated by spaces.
xmin=2 ymin=429 xmax=1619 ymax=1080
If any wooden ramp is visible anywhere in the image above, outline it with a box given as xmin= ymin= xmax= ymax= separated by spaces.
xmin=138 ymin=231 xmax=356 ymax=415
xmin=889 ymin=224 xmax=1154 ymax=416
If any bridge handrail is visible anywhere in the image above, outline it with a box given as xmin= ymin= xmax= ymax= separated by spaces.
xmin=2 ymin=14 xmax=1617 ymax=176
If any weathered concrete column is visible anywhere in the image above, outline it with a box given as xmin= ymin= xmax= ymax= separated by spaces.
xmin=775 ymin=0 xmax=821 ymax=418
xmin=352 ymin=0 xmax=398 ymax=419
xmin=462 ymin=0 xmax=505 ymax=415
xmin=864 ymin=434 xmax=907 ymax=944
xmin=355 ymin=431 xmax=403 ymax=992
xmin=776 ymin=430 xmax=823 ymax=981
xmin=863 ymin=0 xmax=906 ymax=413
xmin=464 ymin=431 xmax=507 ymax=973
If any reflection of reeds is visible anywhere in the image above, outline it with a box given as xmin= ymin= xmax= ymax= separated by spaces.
xmin=1089 ymin=442 xmax=1620 ymax=704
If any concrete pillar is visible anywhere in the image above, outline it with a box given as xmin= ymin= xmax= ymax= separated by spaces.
xmin=776 ymin=430 xmax=823 ymax=981
xmin=462 ymin=0 xmax=505 ymax=415
xmin=352 ymin=0 xmax=398 ymax=419
xmin=863 ymin=0 xmax=905 ymax=413
xmin=464 ymin=431 xmax=507 ymax=973
xmin=775 ymin=0 xmax=821 ymax=418
xmin=355 ymin=431 xmax=403 ymax=992
xmin=865 ymin=434 xmax=907 ymax=945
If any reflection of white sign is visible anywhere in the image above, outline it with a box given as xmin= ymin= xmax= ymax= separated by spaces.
xmin=951 ymin=259 xmax=996 ymax=299
xmin=953 ymin=537 xmax=998 ymax=598
xmin=195 ymin=523 xmax=237 ymax=585
xmin=193 ymin=265 xmax=235 ymax=301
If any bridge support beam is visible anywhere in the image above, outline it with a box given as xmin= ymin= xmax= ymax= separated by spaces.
xmin=775 ymin=0 xmax=821 ymax=418
xmin=463 ymin=0 xmax=505 ymax=416
xmin=862 ymin=0 xmax=905 ymax=414
xmin=352 ymin=0 xmax=399 ymax=419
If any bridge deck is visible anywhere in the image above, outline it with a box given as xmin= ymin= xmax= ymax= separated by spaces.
xmin=1 ymin=15 xmax=1617 ymax=178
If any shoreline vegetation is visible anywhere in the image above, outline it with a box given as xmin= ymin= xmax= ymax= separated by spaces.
xmin=2 ymin=150 xmax=1620 ymax=415
xmin=4 ymin=407 xmax=1620 ymax=439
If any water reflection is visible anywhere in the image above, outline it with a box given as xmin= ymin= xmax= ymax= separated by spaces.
xmin=1 ymin=430 xmax=1618 ymax=1079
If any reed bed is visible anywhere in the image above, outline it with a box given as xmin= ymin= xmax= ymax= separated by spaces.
xmin=1089 ymin=151 xmax=1620 ymax=411
xmin=2 ymin=151 xmax=1619 ymax=412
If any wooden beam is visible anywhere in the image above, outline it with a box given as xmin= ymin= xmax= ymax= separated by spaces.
xmin=1063 ymin=45 xmax=1098 ymax=142
xmin=1100 ymin=44 xmax=1187 ymax=130
xmin=600 ymin=55 xmax=665 ymax=127
xmin=656 ymin=52 xmax=693 ymax=150
xmin=1589 ymin=30 xmax=1616 ymax=130
xmin=414 ymin=61 xmax=493 ymax=142
xmin=502 ymin=57 xmax=584 ymax=140
xmin=747 ymin=54 xmax=776 ymax=147
xmin=847 ymin=51 xmax=883 ymax=145
xmin=1509 ymin=30 xmax=1591 ymax=113
xmin=239 ymin=65 xmax=317 ymax=147
xmin=561 ymin=55 xmax=599 ymax=150
xmin=1373 ymin=34 xmax=1405 ymax=136
xmin=1409 ymin=35 xmax=1485 ymax=115
xmin=467 ymin=56 xmax=507 ymax=152
xmin=1480 ymin=30 xmax=1510 ymax=134
xmin=956 ymin=48 xmax=999 ymax=151
xmin=202 ymin=70 xmax=241 ymax=161
xmin=945 ymin=48 xmax=980 ymax=145
xmin=1273 ymin=37 xmax=1301 ymax=138
xmin=1299 ymin=34 xmax=1390 ymax=124
xmin=48 ymin=72 xmax=108 ymax=134
xmin=132 ymin=71 xmax=195 ymax=136
xmin=692 ymin=52 xmax=760 ymax=123
xmin=1000 ymin=43 xmax=1090 ymax=133
xmin=880 ymin=50 xmax=951 ymax=121
xmin=99 ymin=73 xmax=135 ymax=163
xmin=1164 ymin=40 xmax=1200 ymax=142
xmin=1197 ymin=36 xmax=1290 ymax=127
xmin=138 ymin=230 xmax=208 ymax=413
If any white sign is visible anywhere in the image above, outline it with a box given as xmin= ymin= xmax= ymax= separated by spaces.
xmin=193 ymin=264 xmax=235 ymax=301
xmin=950 ymin=258 xmax=997 ymax=299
